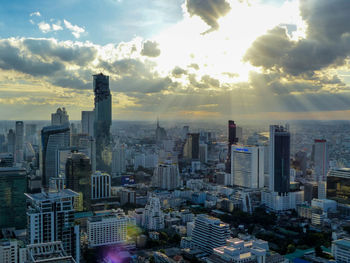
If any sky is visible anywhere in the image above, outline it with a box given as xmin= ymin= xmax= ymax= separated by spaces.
xmin=0 ymin=0 xmax=350 ymax=121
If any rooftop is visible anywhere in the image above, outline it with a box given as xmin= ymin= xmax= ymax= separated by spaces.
xmin=25 ymin=189 xmax=78 ymax=201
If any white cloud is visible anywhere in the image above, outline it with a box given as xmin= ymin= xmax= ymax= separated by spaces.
xmin=38 ymin=21 xmax=51 ymax=33
xmin=63 ymin=19 xmax=85 ymax=38
xmin=52 ymin=21 xmax=63 ymax=31
xmin=30 ymin=11 xmax=41 ymax=17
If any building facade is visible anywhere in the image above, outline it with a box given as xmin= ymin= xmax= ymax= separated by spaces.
xmin=91 ymin=171 xmax=111 ymax=200
xmin=152 ymin=163 xmax=181 ymax=190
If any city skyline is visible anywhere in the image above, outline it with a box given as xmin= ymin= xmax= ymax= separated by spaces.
xmin=0 ymin=0 xmax=350 ymax=121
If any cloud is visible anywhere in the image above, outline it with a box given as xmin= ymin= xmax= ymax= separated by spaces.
xmin=52 ymin=22 xmax=63 ymax=31
xmin=172 ymin=66 xmax=187 ymax=77
xmin=141 ymin=40 xmax=161 ymax=57
xmin=244 ymin=0 xmax=350 ymax=76
xmin=30 ymin=11 xmax=41 ymax=17
xmin=38 ymin=21 xmax=51 ymax=33
xmin=63 ymin=19 xmax=85 ymax=38
xmin=186 ymin=0 xmax=231 ymax=33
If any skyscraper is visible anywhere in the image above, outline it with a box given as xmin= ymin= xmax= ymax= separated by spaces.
xmin=25 ymin=189 xmax=80 ymax=261
xmin=15 ymin=121 xmax=24 ymax=162
xmin=93 ymin=73 xmax=112 ymax=172
xmin=231 ymin=145 xmax=264 ymax=189
xmin=81 ymin=110 xmax=94 ymax=137
xmin=0 ymin=167 xmax=27 ymax=229
xmin=7 ymin=129 xmax=15 ymax=156
xmin=269 ymin=125 xmax=290 ymax=195
xmin=41 ymin=125 xmax=70 ymax=187
xmin=25 ymin=123 xmax=37 ymax=145
xmin=142 ymin=196 xmax=164 ymax=230
xmin=111 ymin=143 xmax=126 ymax=177
xmin=51 ymin=108 xmax=69 ymax=126
xmin=183 ymin=133 xmax=199 ymax=160
xmin=314 ymin=139 xmax=329 ymax=182
xmin=155 ymin=119 xmax=167 ymax=142
xmin=91 ymin=171 xmax=111 ymax=200
xmin=65 ymin=152 xmax=92 ymax=211
xmin=226 ymin=120 xmax=238 ymax=173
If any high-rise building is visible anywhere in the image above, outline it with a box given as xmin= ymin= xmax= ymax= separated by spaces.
xmin=7 ymin=129 xmax=15 ymax=156
xmin=332 ymin=239 xmax=350 ymax=263
xmin=231 ymin=145 xmax=264 ymax=189
xmin=87 ymin=209 xmax=128 ymax=248
xmin=120 ymin=189 xmax=136 ymax=205
xmin=81 ymin=111 xmax=94 ymax=137
xmin=226 ymin=120 xmax=238 ymax=173
xmin=25 ymin=189 xmax=80 ymax=261
xmin=0 ymin=134 xmax=5 ymax=153
xmin=0 ymin=167 xmax=27 ymax=229
xmin=191 ymin=214 xmax=230 ymax=254
xmin=152 ymin=162 xmax=181 ymax=190
xmin=199 ymin=144 xmax=208 ymax=163
xmin=15 ymin=121 xmax=24 ymax=163
xmin=111 ymin=144 xmax=126 ymax=177
xmin=155 ymin=119 xmax=167 ymax=142
xmin=51 ymin=108 xmax=69 ymax=126
xmin=269 ymin=125 xmax=290 ymax=195
xmin=91 ymin=171 xmax=111 ymax=200
xmin=65 ymin=152 xmax=92 ymax=211
xmin=41 ymin=125 xmax=70 ymax=187
xmin=142 ymin=196 xmax=164 ymax=230
xmin=314 ymin=139 xmax=329 ymax=182
xmin=0 ymin=153 xmax=14 ymax=167
xmin=327 ymin=168 xmax=350 ymax=205
xmin=25 ymin=123 xmax=37 ymax=145
xmin=93 ymin=73 xmax=112 ymax=172
xmin=183 ymin=133 xmax=199 ymax=160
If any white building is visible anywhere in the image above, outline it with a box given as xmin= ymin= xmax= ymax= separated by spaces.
xmin=332 ymin=239 xmax=350 ymax=263
xmin=87 ymin=209 xmax=128 ymax=248
xmin=142 ymin=196 xmax=165 ymax=230
xmin=25 ymin=189 xmax=80 ymax=261
xmin=191 ymin=214 xmax=230 ymax=254
xmin=112 ymin=144 xmax=126 ymax=177
xmin=231 ymin=145 xmax=264 ymax=189
xmin=208 ymin=238 xmax=269 ymax=263
xmin=0 ymin=239 xmax=18 ymax=263
xmin=91 ymin=171 xmax=111 ymax=200
xmin=261 ymin=190 xmax=304 ymax=211
xmin=152 ymin=162 xmax=181 ymax=190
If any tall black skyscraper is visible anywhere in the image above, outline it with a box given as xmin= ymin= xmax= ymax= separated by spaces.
xmin=93 ymin=73 xmax=112 ymax=171
xmin=225 ymin=120 xmax=238 ymax=173
xmin=269 ymin=125 xmax=290 ymax=195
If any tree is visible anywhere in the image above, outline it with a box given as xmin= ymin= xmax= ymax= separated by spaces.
xmin=315 ymin=246 xmax=323 ymax=257
xmin=287 ymin=244 xmax=296 ymax=254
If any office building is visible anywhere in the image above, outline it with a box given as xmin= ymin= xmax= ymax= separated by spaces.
xmin=25 ymin=124 xmax=37 ymax=145
xmin=0 ymin=239 xmax=20 ymax=263
xmin=112 ymin=144 xmax=126 ymax=177
xmin=199 ymin=144 xmax=208 ymax=163
xmin=15 ymin=121 xmax=24 ymax=163
xmin=93 ymin=73 xmax=112 ymax=172
xmin=269 ymin=125 xmax=290 ymax=194
xmin=183 ymin=133 xmax=199 ymax=160
xmin=327 ymin=168 xmax=350 ymax=204
xmin=7 ymin=129 xmax=15 ymax=156
xmin=332 ymin=239 xmax=350 ymax=263
xmin=155 ymin=119 xmax=167 ymax=142
xmin=152 ymin=162 xmax=181 ymax=190
xmin=191 ymin=214 xmax=230 ymax=254
xmin=231 ymin=145 xmax=264 ymax=189
xmin=41 ymin=125 xmax=70 ymax=187
xmin=226 ymin=120 xmax=238 ymax=173
xmin=81 ymin=110 xmax=94 ymax=137
xmin=261 ymin=190 xmax=304 ymax=211
xmin=51 ymin=107 xmax=69 ymax=126
xmin=87 ymin=209 xmax=128 ymax=248
xmin=0 ymin=167 xmax=27 ymax=229
xmin=142 ymin=196 xmax=165 ymax=230
xmin=25 ymin=189 xmax=80 ymax=261
xmin=65 ymin=152 xmax=92 ymax=211
xmin=91 ymin=171 xmax=111 ymax=200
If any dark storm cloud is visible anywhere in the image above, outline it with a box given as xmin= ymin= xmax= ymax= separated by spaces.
xmin=186 ymin=0 xmax=231 ymax=33
xmin=244 ymin=0 xmax=350 ymax=76
xmin=0 ymin=40 xmax=64 ymax=76
xmin=22 ymin=39 xmax=97 ymax=66
xmin=141 ymin=40 xmax=161 ymax=57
